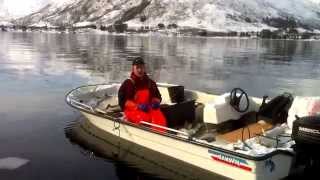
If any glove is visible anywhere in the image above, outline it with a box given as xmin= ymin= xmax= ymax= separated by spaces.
xmin=138 ymin=103 xmax=150 ymax=112
xmin=151 ymin=102 xmax=160 ymax=109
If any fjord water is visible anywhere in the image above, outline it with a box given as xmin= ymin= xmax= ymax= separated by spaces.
xmin=1 ymin=31 xmax=320 ymax=180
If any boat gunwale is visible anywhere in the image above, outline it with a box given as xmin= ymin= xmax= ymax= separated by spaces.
xmin=65 ymin=84 xmax=295 ymax=162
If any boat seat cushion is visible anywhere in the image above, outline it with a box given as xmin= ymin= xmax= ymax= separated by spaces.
xmin=203 ymin=93 xmax=260 ymax=125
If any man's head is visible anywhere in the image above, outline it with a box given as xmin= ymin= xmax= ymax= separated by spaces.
xmin=132 ymin=57 xmax=146 ymax=78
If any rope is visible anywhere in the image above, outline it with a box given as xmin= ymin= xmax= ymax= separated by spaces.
xmin=241 ymin=126 xmax=252 ymax=150
xmin=113 ymin=117 xmax=121 ymax=157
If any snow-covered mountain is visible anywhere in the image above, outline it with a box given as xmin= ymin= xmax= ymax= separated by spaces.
xmin=14 ymin=0 xmax=150 ymax=27
xmin=2 ymin=0 xmax=320 ymax=31
xmin=133 ymin=0 xmax=320 ymax=31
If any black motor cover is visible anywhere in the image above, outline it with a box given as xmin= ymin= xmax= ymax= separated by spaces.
xmin=292 ymin=116 xmax=320 ymax=174
xmin=292 ymin=116 xmax=320 ymax=151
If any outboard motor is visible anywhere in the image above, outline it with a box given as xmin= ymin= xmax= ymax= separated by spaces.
xmin=292 ymin=116 xmax=320 ymax=174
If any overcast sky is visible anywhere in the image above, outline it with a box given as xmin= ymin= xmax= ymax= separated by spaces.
xmin=1 ymin=0 xmax=45 ymax=17
xmin=0 ymin=0 xmax=69 ymax=17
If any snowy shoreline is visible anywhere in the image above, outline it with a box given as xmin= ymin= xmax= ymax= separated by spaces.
xmin=1 ymin=28 xmax=320 ymax=42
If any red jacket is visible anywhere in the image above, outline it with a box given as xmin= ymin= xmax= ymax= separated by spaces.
xmin=118 ymin=73 xmax=162 ymax=110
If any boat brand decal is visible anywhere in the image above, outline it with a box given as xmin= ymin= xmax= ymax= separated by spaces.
xmin=208 ymin=149 xmax=252 ymax=172
xmin=299 ymin=127 xmax=320 ymax=135
xmin=264 ymin=159 xmax=275 ymax=172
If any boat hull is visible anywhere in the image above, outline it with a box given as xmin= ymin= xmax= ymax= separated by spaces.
xmin=72 ymin=117 xmax=225 ymax=180
xmin=80 ymin=111 xmax=293 ymax=180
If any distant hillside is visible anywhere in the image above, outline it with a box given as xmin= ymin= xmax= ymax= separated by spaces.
xmin=1 ymin=0 xmax=320 ymax=32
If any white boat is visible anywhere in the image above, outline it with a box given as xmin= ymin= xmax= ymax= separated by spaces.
xmin=65 ymin=116 xmax=225 ymax=180
xmin=65 ymin=83 xmax=320 ymax=180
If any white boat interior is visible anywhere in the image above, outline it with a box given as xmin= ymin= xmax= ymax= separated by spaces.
xmin=66 ymin=83 xmax=298 ymax=158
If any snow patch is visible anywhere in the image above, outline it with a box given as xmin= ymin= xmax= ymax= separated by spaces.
xmin=0 ymin=21 xmax=13 ymax=26
xmin=73 ymin=21 xmax=95 ymax=28
xmin=30 ymin=21 xmax=57 ymax=28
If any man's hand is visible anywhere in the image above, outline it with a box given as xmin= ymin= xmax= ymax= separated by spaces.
xmin=151 ymin=102 xmax=160 ymax=109
xmin=138 ymin=104 xmax=150 ymax=112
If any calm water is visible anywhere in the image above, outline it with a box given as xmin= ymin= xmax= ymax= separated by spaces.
xmin=0 ymin=31 xmax=320 ymax=180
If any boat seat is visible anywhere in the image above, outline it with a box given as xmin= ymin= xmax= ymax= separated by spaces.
xmin=159 ymin=85 xmax=199 ymax=128
xmin=203 ymin=93 xmax=260 ymax=125
xmin=159 ymin=85 xmax=185 ymax=104
xmin=161 ymin=100 xmax=196 ymax=128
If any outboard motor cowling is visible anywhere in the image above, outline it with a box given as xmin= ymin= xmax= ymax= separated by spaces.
xmin=292 ymin=116 xmax=320 ymax=146
xmin=292 ymin=116 xmax=320 ymax=173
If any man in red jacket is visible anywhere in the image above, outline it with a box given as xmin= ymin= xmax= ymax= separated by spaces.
xmin=118 ymin=57 xmax=167 ymax=132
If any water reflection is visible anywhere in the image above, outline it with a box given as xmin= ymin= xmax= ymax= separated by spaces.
xmin=1 ymin=32 xmax=320 ymax=97
xmin=1 ymin=32 xmax=320 ymax=110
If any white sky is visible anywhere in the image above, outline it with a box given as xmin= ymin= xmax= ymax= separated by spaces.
xmin=309 ymin=0 xmax=320 ymax=3
xmin=0 ymin=0 xmax=71 ymax=17
xmin=1 ymin=0 xmax=45 ymax=17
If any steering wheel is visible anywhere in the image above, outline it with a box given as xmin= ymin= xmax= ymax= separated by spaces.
xmin=230 ymin=88 xmax=250 ymax=113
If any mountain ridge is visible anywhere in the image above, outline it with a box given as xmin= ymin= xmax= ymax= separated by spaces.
xmin=2 ymin=0 xmax=320 ymax=32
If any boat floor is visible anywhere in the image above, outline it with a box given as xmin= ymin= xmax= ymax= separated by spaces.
xmin=216 ymin=120 xmax=274 ymax=143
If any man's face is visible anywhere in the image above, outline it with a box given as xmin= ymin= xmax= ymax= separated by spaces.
xmin=132 ymin=64 xmax=145 ymax=78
